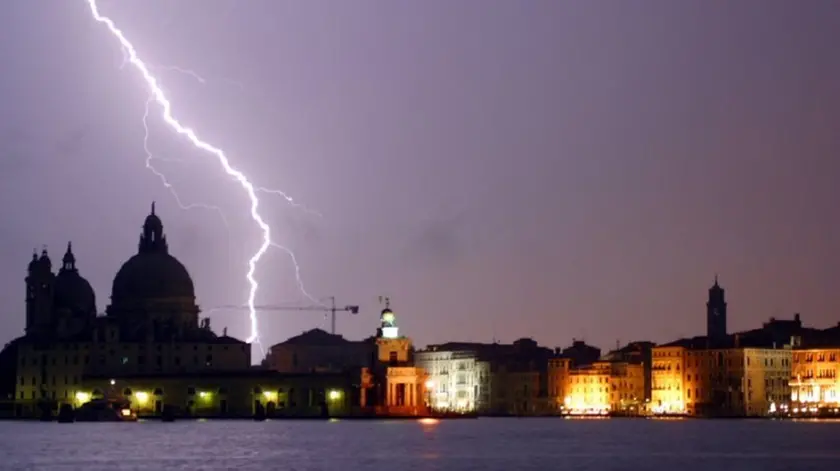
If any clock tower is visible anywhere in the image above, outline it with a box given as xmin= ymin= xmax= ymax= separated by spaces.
xmin=706 ymin=275 xmax=727 ymax=344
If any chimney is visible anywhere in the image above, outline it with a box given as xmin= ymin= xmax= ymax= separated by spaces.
xmin=734 ymin=334 xmax=740 ymax=348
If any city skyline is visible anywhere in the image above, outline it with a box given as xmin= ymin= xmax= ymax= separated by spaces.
xmin=2 ymin=0 xmax=840 ymax=352
xmin=6 ymin=210 xmax=829 ymax=355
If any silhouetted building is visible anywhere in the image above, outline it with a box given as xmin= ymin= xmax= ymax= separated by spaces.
xmin=2 ymin=204 xmax=252 ymax=418
xmin=561 ymin=340 xmax=601 ymax=367
xmin=262 ymin=329 xmax=376 ymax=373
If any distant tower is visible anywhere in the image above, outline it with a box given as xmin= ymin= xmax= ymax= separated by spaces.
xmin=706 ymin=275 xmax=727 ymax=343
xmin=25 ymin=248 xmax=56 ymax=337
xmin=375 ymin=297 xmax=410 ymax=365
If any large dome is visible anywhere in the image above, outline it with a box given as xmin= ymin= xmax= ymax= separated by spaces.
xmin=111 ymin=252 xmax=195 ymax=301
xmin=110 ymin=202 xmax=196 ymax=303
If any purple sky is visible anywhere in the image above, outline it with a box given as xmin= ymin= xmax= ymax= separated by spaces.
xmin=2 ymin=0 xmax=840 ymax=358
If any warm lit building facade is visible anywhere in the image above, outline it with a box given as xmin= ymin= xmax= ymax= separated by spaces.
xmin=652 ymin=339 xmax=792 ymax=417
xmin=683 ymin=346 xmax=791 ymax=417
xmin=565 ymin=361 xmax=612 ymax=414
xmin=651 ymin=344 xmax=687 ymax=414
xmin=547 ymin=357 xmax=572 ymax=412
xmin=560 ymin=359 xmax=645 ymax=415
xmin=790 ymin=346 xmax=840 ymax=410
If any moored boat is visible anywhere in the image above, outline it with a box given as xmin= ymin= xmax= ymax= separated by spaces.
xmin=75 ymin=399 xmax=137 ymax=422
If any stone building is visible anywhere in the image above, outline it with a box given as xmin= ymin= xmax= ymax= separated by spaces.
xmin=416 ymin=338 xmax=554 ymax=415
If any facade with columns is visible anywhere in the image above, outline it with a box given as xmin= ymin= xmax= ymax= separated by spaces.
xmin=359 ymin=302 xmax=429 ymax=415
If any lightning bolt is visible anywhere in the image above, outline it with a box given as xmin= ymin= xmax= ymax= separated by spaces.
xmin=86 ymin=0 xmax=315 ymax=345
xmin=133 ymin=59 xmax=323 ymax=220
xmin=142 ymin=96 xmax=230 ymax=227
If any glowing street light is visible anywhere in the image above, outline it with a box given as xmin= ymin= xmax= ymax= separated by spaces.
xmin=75 ymin=391 xmax=91 ymax=404
xmin=134 ymin=391 xmax=149 ymax=405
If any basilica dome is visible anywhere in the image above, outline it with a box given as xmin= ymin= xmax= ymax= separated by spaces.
xmin=110 ymin=203 xmax=196 ymax=303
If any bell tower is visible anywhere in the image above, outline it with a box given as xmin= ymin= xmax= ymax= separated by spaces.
xmin=25 ymin=248 xmax=56 ymax=337
xmin=706 ymin=275 xmax=727 ymax=344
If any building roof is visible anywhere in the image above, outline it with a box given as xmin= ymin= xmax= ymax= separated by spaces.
xmin=83 ymin=367 xmax=359 ymax=382
xmin=600 ymin=341 xmax=654 ymax=362
xmin=273 ymin=328 xmax=352 ymax=347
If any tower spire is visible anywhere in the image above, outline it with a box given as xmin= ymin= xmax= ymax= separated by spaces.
xmin=138 ymin=203 xmax=168 ymax=254
xmin=62 ymin=241 xmax=76 ymax=272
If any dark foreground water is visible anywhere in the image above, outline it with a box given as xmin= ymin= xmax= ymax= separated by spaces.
xmin=0 ymin=418 xmax=838 ymax=470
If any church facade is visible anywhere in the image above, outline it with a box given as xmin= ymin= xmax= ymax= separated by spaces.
xmin=6 ymin=204 xmax=252 ymax=417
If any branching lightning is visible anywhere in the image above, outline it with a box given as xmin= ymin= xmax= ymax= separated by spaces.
xmin=86 ymin=0 xmax=321 ymax=345
xmin=142 ymin=96 xmax=230 ymax=227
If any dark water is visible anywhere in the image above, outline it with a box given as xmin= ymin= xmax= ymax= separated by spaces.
xmin=0 ymin=418 xmax=838 ymax=470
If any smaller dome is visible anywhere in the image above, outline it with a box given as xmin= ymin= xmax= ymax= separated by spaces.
xmin=54 ymin=270 xmax=97 ymax=315
xmin=54 ymin=242 xmax=96 ymax=315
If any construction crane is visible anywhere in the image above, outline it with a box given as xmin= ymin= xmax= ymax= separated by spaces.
xmin=211 ymin=297 xmax=359 ymax=335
